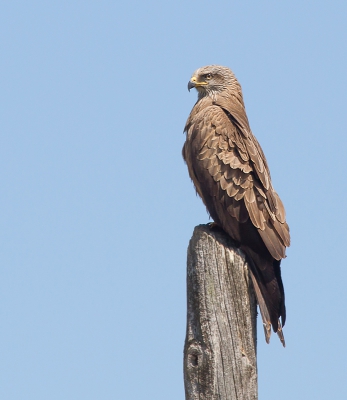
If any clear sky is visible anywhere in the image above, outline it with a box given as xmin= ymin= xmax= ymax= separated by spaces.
xmin=0 ymin=1 xmax=346 ymax=399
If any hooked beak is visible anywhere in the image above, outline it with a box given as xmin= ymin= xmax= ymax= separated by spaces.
xmin=187 ymin=75 xmax=208 ymax=92
xmin=188 ymin=80 xmax=196 ymax=91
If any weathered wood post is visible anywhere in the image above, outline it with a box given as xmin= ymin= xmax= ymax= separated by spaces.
xmin=184 ymin=224 xmax=258 ymax=400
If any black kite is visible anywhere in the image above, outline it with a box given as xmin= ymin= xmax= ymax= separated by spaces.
xmin=183 ymin=65 xmax=290 ymax=345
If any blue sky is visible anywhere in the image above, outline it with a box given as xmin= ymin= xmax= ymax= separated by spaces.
xmin=0 ymin=1 xmax=346 ymax=399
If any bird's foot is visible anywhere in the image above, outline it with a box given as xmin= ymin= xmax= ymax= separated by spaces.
xmin=208 ymin=222 xmax=220 ymax=230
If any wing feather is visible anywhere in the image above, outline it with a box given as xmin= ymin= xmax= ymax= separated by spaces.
xmin=188 ymin=104 xmax=289 ymax=261
xmin=226 ymin=182 xmax=240 ymax=197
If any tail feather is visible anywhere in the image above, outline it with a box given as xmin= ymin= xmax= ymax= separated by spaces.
xmin=249 ymin=269 xmax=272 ymax=343
xmin=276 ymin=320 xmax=286 ymax=347
xmin=245 ymin=249 xmax=286 ymax=347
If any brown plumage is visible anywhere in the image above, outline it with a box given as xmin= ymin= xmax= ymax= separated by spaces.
xmin=183 ymin=65 xmax=290 ymax=346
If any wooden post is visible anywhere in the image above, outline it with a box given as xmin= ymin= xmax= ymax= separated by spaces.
xmin=184 ymin=224 xmax=258 ymax=400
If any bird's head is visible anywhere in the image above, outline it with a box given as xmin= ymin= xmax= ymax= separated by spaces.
xmin=188 ymin=65 xmax=243 ymax=103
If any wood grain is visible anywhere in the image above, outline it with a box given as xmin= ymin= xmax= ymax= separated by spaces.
xmin=184 ymin=224 xmax=258 ymax=400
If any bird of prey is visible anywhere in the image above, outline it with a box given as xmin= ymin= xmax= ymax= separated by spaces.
xmin=183 ymin=65 xmax=290 ymax=346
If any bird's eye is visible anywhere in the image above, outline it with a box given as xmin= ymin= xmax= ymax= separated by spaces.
xmin=205 ymin=73 xmax=212 ymax=80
